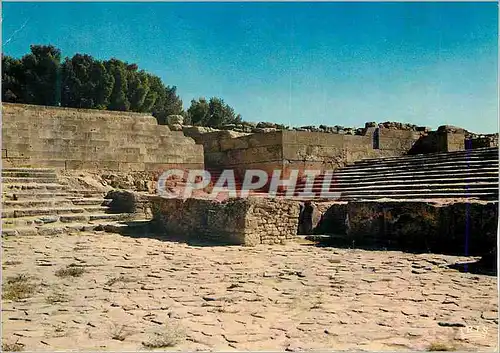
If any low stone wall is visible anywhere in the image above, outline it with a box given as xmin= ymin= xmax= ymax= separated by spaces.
xmin=149 ymin=196 xmax=301 ymax=245
xmin=281 ymin=129 xmax=423 ymax=177
xmin=315 ymin=200 xmax=498 ymax=255
xmin=2 ymin=103 xmax=204 ymax=172
xmin=183 ymin=128 xmax=284 ymax=179
xmin=183 ymin=126 xmax=426 ymax=181
xmin=245 ymin=198 xmax=301 ymax=244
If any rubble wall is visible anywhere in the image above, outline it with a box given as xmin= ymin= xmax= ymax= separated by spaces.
xmin=149 ymin=196 xmax=302 ymax=245
xmin=316 ymin=200 xmax=498 ymax=255
xmin=2 ymin=103 xmax=204 ymax=172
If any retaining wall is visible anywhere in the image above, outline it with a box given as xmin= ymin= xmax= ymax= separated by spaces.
xmin=315 ymin=200 xmax=497 ymax=255
xmin=2 ymin=103 xmax=204 ymax=172
xmin=149 ymin=196 xmax=301 ymax=245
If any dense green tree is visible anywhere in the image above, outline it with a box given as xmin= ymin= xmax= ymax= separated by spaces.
xmin=2 ymin=55 xmax=24 ymax=103
xmin=21 ymin=44 xmax=61 ymax=106
xmin=124 ymin=64 xmax=151 ymax=112
xmin=187 ymin=97 xmax=241 ymax=127
xmin=2 ymin=44 xmax=242 ymax=128
xmin=61 ymin=54 xmax=113 ymax=109
xmin=207 ymin=97 xmax=241 ymax=127
xmin=150 ymin=81 xmax=183 ymax=124
xmin=104 ymin=58 xmax=130 ymax=111
xmin=187 ymin=98 xmax=209 ymax=126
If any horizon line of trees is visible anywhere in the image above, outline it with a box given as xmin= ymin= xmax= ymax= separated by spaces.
xmin=2 ymin=44 xmax=242 ymax=127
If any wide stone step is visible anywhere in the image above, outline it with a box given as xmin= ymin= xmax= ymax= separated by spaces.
xmin=353 ymin=153 xmax=500 ymax=166
xmin=305 ymin=169 xmax=499 ymax=184
xmin=1 ymin=167 xmax=56 ymax=173
xmin=2 ymin=220 xmax=134 ymax=237
xmin=89 ymin=213 xmax=132 ymax=221
xmin=82 ymin=205 xmax=112 ymax=213
xmin=354 ymin=147 xmax=498 ymax=164
xmin=3 ymin=183 xmax=68 ymax=191
xmin=2 ymin=212 xmax=132 ymax=229
xmin=353 ymin=155 xmax=499 ymax=168
xmin=59 ymin=214 xmax=91 ymax=223
xmin=342 ymin=159 xmax=498 ymax=173
xmin=2 ymin=207 xmax=86 ymax=218
xmin=351 ymin=153 xmax=498 ymax=164
xmin=71 ymin=198 xmax=111 ymax=206
xmin=295 ymin=182 xmax=499 ymax=193
xmin=1 ymin=171 xmax=58 ymax=178
xmin=2 ymin=177 xmax=61 ymax=184
xmin=302 ymin=175 xmax=498 ymax=189
xmin=288 ymin=191 xmax=496 ymax=200
xmin=338 ymin=192 xmax=498 ymax=200
xmin=296 ymin=177 xmax=499 ymax=190
xmin=339 ymin=187 xmax=498 ymax=195
xmin=66 ymin=189 xmax=106 ymax=197
xmin=2 ymin=199 xmax=74 ymax=209
xmin=332 ymin=165 xmax=499 ymax=178
xmin=2 ymin=191 xmax=73 ymax=200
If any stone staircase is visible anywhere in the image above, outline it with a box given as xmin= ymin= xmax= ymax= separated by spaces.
xmin=207 ymin=168 xmax=271 ymax=197
xmin=294 ymin=147 xmax=499 ymax=201
xmin=2 ymin=168 xmax=138 ymax=236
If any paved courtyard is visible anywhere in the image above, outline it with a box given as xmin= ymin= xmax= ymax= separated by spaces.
xmin=2 ymin=232 xmax=498 ymax=351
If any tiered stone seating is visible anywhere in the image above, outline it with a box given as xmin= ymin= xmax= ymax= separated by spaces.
xmin=294 ymin=147 xmax=499 ymax=201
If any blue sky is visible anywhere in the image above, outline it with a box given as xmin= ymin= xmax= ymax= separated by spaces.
xmin=2 ymin=2 xmax=498 ymax=133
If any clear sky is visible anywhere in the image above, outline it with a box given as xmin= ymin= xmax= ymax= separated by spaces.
xmin=2 ymin=2 xmax=498 ymax=133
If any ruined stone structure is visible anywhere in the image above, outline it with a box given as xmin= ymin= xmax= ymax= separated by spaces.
xmin=150 ymin=196 xmax=301 ymax=246
xmin=1 ymin=103 xmax=498 ymax=256
xmin=183 ymin=125 xmax=427 ymax=180
xmin=315 ymin=200 xmax=498 ymax=256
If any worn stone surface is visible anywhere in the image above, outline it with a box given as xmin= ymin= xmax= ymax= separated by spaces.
xmin=1 ymin=233 xmax=498 ymax=351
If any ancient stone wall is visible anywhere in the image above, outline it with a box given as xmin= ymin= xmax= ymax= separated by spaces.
xmin=150 ymin=194 xmax=497 ymax=253
xmin=183 ymin=126 xmax=426 ymax=180
xmin=315 ymin=200 xmax=497 ymax=255
xmin=280 ymin=128 xmax=424 ymax=177
xmin=245 ymin=198 xmax=301 ymax=245
xmin=2 ymin=103 xmax=204 ymax=172
xmin=183 ymin=128 xmax=284 ymax=178
xmin=149 ymin=197 xmax=250 ymax=244
xmin=149 ymin=196 xmax=302 ymax=245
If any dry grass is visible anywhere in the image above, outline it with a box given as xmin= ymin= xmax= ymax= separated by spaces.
xmin=2 ymin=341 xmax=25 ymax=352
xmin=109 ymin=324 xmax=133 ymax=341
xmin=428 ymin=342 xmax=457 ymax=351
xmin=3 ymin=260 xmax=22 ymax=266
xmin=143 ymin=323 xmax=184 ymax=349
xmin=55 ymin=264 xmax=85 ymax=278
xmin=3 ymin=274 xmax=36 ymax=301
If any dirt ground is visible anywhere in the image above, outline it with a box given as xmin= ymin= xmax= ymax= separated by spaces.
xmin=2 ymin=232 xmax=498 ymax=351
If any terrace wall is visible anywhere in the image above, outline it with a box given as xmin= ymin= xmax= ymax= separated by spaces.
xmin=2 ymin=103 xmax=204 ymax=172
